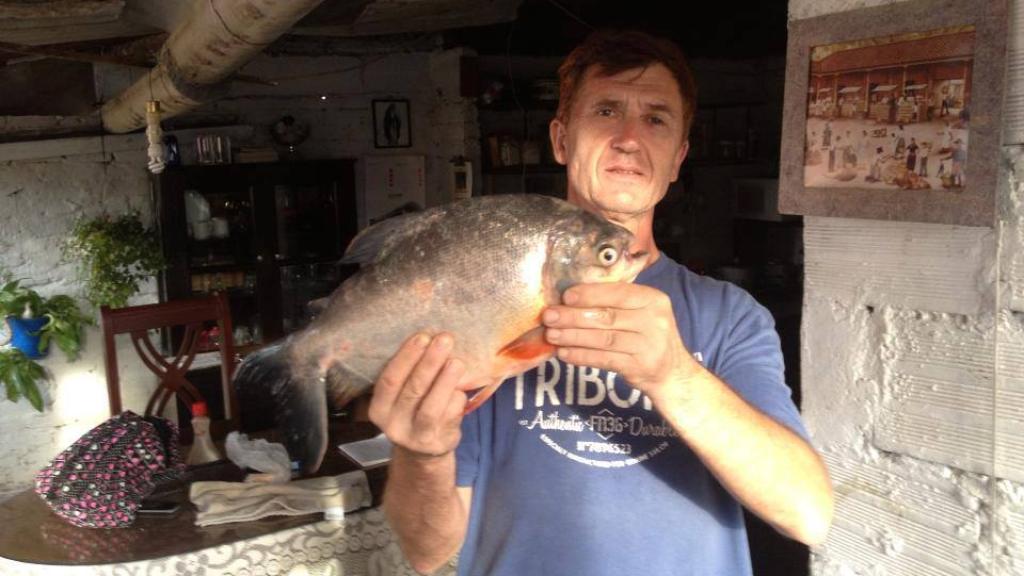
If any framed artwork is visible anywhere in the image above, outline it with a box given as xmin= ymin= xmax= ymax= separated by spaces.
xmin=778 ymin=0 xmax=1008 ymax=226
xmin=372 ymin=99 xmax=412 ymax=148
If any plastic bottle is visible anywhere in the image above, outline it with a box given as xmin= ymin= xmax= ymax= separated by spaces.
xmin=187 ymin=401 xmax=222 ymax=465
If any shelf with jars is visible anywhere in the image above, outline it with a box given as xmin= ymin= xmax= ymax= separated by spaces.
xmin=474 ymin=56 xmax=567 ymax=198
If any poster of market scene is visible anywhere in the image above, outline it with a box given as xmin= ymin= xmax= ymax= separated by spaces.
xmin=804 ymin=26 xmax=974 ymax=190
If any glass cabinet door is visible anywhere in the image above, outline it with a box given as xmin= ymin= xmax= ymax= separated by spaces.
xmin=156 ymin=160 xmax=358 ymax=348
xmin=279 ymin=261 xmax=358 ymax=333
xmin=271 ymin=178 xmax=359 ymax=334
xmin=186 ymin=184 xmax=258 ymax=268
xmin=273 ymin=182 xmax=341 ymax=261
xmin=168 ymin=169 xmax=263 ymax=351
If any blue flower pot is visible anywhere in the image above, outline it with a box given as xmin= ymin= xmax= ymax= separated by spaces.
xmin=7 ymin=316 xmax=49 ymax=359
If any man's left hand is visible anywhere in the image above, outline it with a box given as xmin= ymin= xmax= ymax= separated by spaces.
xmin=542 ymin=283 xmax=702 ymax=400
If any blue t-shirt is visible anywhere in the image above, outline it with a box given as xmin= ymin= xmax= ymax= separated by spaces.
xmin=454 ymin=256 xmax=808 ymax=576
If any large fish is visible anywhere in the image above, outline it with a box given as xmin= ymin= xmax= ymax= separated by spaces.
xmin=235 ymin=194 xmax=644 ymax=473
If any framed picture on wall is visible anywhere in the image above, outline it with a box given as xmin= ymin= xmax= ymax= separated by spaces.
xmin=778 ymin=0 xmax=1008 ymax=226
xmin=372 ymin=99 xmax=412 ymax=148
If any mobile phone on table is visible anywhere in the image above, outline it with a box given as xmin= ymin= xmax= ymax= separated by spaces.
xmin=138 ymin=500 xmax=181 ymax=515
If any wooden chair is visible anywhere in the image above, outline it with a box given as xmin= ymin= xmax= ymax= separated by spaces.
xmin=100 ymin=293 xmax=239 ymax=440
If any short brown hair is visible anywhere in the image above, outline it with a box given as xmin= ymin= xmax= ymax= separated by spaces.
xmin=556 ymin=29 xmax=698 ymax=140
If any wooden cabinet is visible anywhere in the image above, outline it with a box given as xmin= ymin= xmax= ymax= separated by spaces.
xmin=153 ymin=160 xmax=359 ymax=350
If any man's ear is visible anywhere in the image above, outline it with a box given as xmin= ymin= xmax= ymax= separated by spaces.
xmin=669 ymin=139 xmax=690 ymax=183
xmin=549 ymin=118 xmax=568 ymax=165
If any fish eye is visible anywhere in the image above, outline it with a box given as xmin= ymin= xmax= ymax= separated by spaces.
xmin=598 ymin=245 xmax=619 ymax=266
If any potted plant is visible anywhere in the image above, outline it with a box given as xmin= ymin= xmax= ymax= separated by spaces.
xmin=62 ymin=212 xmax=165 ymax=309
xmin=0 ymin=273 xmax=93 ymax=413
xmin=0 ymin=276 xmax=93 ymax=360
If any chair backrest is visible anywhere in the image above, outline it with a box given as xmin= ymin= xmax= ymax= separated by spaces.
xmin=100 ymin=293 xmax=239 ymax=439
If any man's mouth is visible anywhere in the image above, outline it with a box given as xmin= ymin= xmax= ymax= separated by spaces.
xmin=605 ymin=166 xmax=645 ymax=177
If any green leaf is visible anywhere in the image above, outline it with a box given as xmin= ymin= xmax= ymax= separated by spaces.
xmin=0 ymin=349 xmax=47 ymax=411
xmin=14 ymin=370 xmax=44 ymax=412
xmin=2 ymin=365 xmax=19 ymax=403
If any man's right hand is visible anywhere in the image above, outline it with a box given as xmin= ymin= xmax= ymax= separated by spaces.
xmin=369 ymin=332 xmax=469 ymax=458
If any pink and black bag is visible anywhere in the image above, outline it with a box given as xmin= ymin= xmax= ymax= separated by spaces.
xmin=34 ymin=411 xmax=185 ymax=528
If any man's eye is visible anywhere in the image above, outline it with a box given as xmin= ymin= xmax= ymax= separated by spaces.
xmin=647 ymin=115 xmax=666 ymax=126
xmin=597 ymin=108 xmax=614 ymax=117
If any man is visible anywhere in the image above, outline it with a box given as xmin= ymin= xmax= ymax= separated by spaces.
xmin=370 ymin=30 xmax=833 ymax=575
xmin=951 ymin=139 xmax=967 ymax=187
xmin=906 ymin=137 xmax=918 ymax=173
xmin=828 ymin=135 xmax=839 ymax=173
xmin=868 ymin=145 xmax=885 ymax=182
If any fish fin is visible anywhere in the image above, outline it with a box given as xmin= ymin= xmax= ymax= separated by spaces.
xmin=497 ymin=326 xmax=556 ymax=367
xmin=234 ymin=342 xmax=328 ymax=474
xmin=464 ymin=379 xmax=502 ymax=414
xmin=279 ymin=377 xmax=328 ymax=475
xmin=307 ymin=296 xmax=330 ymax=317
xmin=340 ymin=210 xmax=425 ymax=265
xmin=461 ymin=328 xmax=555 ymax=413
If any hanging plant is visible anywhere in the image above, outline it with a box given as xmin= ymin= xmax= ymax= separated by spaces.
xmin=62 ymin=212 xmax=166 ymax=309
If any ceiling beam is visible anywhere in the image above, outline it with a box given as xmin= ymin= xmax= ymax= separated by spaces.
xmin=0 ymin=19 xmax=156 ymax=46
xmin=120 ymin=0 xmax=191 ymax=33
xmin=0 ymin=37 xmax=276 ymax=86
xmin=293 ymin=0 xmax=521 ymax=37
xmin=0 ymin=0 xmax=124 ymax=24
xmin=0 ymin=39 xmax=156 ymax=67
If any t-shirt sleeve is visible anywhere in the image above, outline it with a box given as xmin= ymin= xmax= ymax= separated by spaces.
xmin=455 ymin=408 xmax=481 ymax=487
xmin=714 ymin=290 xmax=810 ymax=442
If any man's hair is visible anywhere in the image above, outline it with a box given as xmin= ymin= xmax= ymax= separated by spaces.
xmin=556 ymin=29 xmax=698 ymax=140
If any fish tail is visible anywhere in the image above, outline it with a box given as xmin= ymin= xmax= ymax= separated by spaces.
xmin=234 ymin=342 xmax=328 ymax=474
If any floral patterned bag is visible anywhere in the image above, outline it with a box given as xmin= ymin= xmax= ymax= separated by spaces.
xmin=34 ymin=411 xmax=185 ymax=528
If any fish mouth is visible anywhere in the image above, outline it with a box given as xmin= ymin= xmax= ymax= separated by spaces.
xmin=618 ymin=250 xmax=649 ymax=282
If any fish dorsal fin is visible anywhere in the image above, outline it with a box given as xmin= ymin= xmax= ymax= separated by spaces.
xmin=340 ymin=210 xmax=425 ymax=265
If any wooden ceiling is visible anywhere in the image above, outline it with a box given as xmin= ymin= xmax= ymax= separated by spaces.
xmin=0 ymin=0 xmax=789 ymax=66
xmin=0 ymin=0 xmax=788 ymax=120
xmin=0 ymin=0 xmax=521 ymax=66
xmin=445 ymin=0 xmax=790 ymax=59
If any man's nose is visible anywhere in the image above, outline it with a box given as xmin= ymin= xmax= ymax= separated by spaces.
xmin=610 ymin=116 xmax=642 ymax=153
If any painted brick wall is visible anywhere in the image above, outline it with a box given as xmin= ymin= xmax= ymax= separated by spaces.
xmin=791 ymin=0 xmax=1024 ymax=574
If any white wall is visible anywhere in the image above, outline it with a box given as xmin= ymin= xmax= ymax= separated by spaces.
xmin=792 ymin=0 xmax=1024 ymax=574
xmin=0 ymin=151 xmax=161 ymax=499
xmin=0 ymin=48 xmax=476 ymax=497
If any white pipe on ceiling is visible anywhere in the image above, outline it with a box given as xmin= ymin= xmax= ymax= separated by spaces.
xmin=101 ymin=0 xmax=325 ymax=133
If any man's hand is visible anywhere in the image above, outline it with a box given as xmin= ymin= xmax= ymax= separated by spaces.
xmin=369 ymin=332 xmax=468 ymax=458
xmin=542 ymin=283 xmax=701 ymax=402
xmin=544 ymin=284 xmax=835 ymax=544
xmin=373 ymin=333 xmax=474 ymax=573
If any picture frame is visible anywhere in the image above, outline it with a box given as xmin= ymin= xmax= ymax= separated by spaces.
xmin=778 ymin=0 xmax=1008 ymax=226
xmin=372 ymin=99 xmax=412 ymax=148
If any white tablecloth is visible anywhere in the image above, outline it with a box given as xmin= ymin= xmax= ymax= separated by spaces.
xmin=0 ymin=507 xmax=458 ymax=576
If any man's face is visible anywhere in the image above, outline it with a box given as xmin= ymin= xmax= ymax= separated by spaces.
xmin=549 ymin=64 xmax=689 ymax=220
